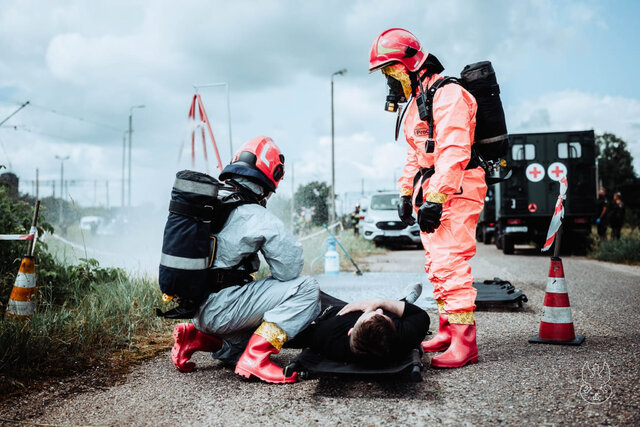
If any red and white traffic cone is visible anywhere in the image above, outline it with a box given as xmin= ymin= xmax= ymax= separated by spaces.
xmin=5 ymin=256 xmax=37 ymax=318
xmin=529 ymin=256 xmax=584 ymax=345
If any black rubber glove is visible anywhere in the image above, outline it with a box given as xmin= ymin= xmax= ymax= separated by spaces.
xmin=397 ymin=195 xmax=416 ymax=226
xmin=417 ymin=201 xmax=443 ymax=233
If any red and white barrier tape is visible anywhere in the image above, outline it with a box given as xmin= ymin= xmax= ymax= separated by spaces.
xmin=0 ymin=226 xmax=38 ymax=241
xmin=542 ymin=176 xmax=568 ymax=252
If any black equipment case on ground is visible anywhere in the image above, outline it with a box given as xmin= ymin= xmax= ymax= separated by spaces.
xmin=473 ymin=277 xmax=528 ymax=308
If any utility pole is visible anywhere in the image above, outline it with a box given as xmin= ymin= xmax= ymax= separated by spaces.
xmin=35 ymin=168 xmax=39 ymax=200
xmin=128 ymin=105 xmax=145 ymax=207
xmin=55 ymin=155 xmax=70 ymax=224
xmin=291 ymin=162 xmax=295 ymax=233
xmin=330 ymin=68 xmax=347 ymax=225
xmin=121 ymin=131 xmax=126 ymax=207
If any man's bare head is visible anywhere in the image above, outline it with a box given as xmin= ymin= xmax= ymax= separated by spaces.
xmin=348 ymin=309 xmax=396 ymax=360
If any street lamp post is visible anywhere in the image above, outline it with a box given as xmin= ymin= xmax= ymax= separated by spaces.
xmin=55 ymin=155 xmax=70 ymax=224
xmin=192 ymin=82 xmax=234 ymax=161
xmin=330 ymin=69 xmax=347 ymax=225
xmin=128 ymin=105 xmax=145 ymax=207
xmin=121 ymin=130 xmax=127 ymax=208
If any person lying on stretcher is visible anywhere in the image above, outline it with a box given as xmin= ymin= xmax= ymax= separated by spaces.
xmin=171 ymin=287 xmax=430 ymax=371
xmin=285 ymin=290 xmax=430 ymax=365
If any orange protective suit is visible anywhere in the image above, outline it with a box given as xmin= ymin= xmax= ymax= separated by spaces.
xmin=399 ymin=73 xmax=487 ymax=314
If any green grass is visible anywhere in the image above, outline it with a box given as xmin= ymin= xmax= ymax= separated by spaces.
xmin=299 ymin=228 xmax=384 ymax=275
xmin=253 ymin=227 xmax=383 ymax=279
xmin=591 ymin=232 xmax=640 ymax=264
xmin=1 ymin=225 xmax=380 ymax=394
xmin=0 ymin=259 xmax=171 ymax=394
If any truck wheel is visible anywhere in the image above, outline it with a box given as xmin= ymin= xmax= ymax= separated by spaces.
xmin=502 ymin=236 xmax=515 ymax=255
xmin=575 ymin=235 xmax=593 ymax=255
xmin=496 ymin=233 xmax=503 ymax=250
xmin=482 ymin=228 xmax=492 ymax=245
xmin=475 ymin=225 xmax=483 ymax=242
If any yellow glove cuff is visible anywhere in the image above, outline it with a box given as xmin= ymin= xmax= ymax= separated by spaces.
xmin=425 ymin=192 xmax=447 ymax=204
xmin=400 ymin=188 xmax=413 ymax=197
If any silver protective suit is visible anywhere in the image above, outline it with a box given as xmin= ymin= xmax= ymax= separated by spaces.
xmin=192 ymin=188 xmax=320 ymax=363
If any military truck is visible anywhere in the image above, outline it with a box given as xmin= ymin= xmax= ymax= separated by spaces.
xmin=478 ymin=130 xmax=596 ymax=255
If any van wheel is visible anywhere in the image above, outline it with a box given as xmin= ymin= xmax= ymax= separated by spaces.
xmin=502 ymin=236 xmax=514 ymax=255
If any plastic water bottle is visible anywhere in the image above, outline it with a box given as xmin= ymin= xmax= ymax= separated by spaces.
xmin=324 ymin=238 xmax=340 ymax=275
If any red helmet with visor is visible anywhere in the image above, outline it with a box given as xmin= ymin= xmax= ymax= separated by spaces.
xmin=369 ymin=28 xmax=428 ymax=73
xmin=219 ymin=136 xmax=285 ymax=192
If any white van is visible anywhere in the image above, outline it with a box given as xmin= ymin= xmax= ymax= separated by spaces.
xmin=79 ymin=216 xmax=104 ymax=234
xmin=361 ymin=192 xmax=421 ymax=248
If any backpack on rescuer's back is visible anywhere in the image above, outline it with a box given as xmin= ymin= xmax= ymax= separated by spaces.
xmin=415 ymin=61 xmax=510 ymax=181
xmin=156 ymin=170 xmax=259 ymax=319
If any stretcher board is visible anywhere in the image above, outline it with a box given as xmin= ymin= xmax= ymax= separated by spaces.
xmin=284 ymin=348 xmax=424 ymax=382
xmin=473 ymin=278 xmax=528 ymax=308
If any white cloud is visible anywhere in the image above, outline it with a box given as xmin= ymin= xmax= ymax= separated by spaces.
xmin=508 ymin=90 xmax=640 ymax=171
xmin=1 ymin=0 xmax=635 ymax=209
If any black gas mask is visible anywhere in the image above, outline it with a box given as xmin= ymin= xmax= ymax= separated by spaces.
xmin=385 ymin=75 xmax=407 ymax=112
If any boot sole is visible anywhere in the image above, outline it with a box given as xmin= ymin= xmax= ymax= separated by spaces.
xmin=430 ymin=354 xmax=479 ymax=368
xmin=171 ymin=324 xmax=195 ymax=373
xmin=235 ymin=365 xmax=298 ymax=384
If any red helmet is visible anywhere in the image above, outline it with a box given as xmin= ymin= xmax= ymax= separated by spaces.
xmin=369 ymin=28 xmax=428 ymax=73
xmin=219 ymin=136 xmax=285 ymax=192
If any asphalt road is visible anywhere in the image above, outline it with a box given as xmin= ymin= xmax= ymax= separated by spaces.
xmin=2 ymin=243 xmax=639 ymax=425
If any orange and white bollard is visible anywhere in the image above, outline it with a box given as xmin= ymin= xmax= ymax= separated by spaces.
xmin=6 ymin=256 xmax=37 ymax=318
xmin=529 ymin=256 xmax=584 ymax=345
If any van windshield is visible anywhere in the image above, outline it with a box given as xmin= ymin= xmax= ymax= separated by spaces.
xmin=370 ymin=194 xmax=399 ymax=210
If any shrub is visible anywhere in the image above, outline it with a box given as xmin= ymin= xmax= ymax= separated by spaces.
xmin=591 ymin=236 xmax=640 ymax=264
xmin=0 ymin=186 xmax=169 ymax=394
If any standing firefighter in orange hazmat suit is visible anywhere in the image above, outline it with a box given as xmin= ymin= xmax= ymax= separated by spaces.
xmin=369 ymin=28 xmax=487 ymax=368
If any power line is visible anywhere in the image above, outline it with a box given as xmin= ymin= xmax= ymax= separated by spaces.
xmin=0 ymin=124 xmax=86 ymax=143
xmin=0 ymin=135 xmax=13 ymax=170
xmin=0 ymin=100 xmax=121 ymax=133
xmin=0 ymin=101 xmax=29 ymax=127
xmin=28 ymin=102 xmax=121 ymax=132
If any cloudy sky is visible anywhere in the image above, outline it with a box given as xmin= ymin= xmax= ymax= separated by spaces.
xmin=1 ymin=0 xmax=639 ymax=209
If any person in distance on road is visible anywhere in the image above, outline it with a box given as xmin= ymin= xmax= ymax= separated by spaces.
xmin=170 ymin=136 xmax=321 ymax=384
xmin=609 ymin=191 xmax=625 ymax=240
xmin=596 ymin=187 xmax=610 ymax=239
xmin=369 ymin=28 xmax=487 ymax=368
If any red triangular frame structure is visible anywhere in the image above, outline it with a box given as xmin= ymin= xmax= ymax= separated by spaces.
xmin=180 ymin=94 xmax=224 ymax=173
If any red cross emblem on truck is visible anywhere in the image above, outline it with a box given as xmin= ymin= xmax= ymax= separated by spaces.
xmin=551 ymin=165 xmax=564 ymax=178
xmin=547 ymin=162 xmax=567 ymax=181
xmin=529 ymin=167 xmax=542 ymax=179
xmin=525 ymin=163 xmax=545 ymax=182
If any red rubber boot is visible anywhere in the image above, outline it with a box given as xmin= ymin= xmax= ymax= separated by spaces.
xmin=430 ymin=323 xmax=478 ymax=368
xmin=171 ymin=323 xmax=222 ymax=372
xmin=421 ymin=312 xmax=451 ymax=352
xmin=235 ymin=334 xmax=298 ymax=384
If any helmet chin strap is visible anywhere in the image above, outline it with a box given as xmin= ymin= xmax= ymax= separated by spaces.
xmin=227 ymin=176 xmax=275 ymax=207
